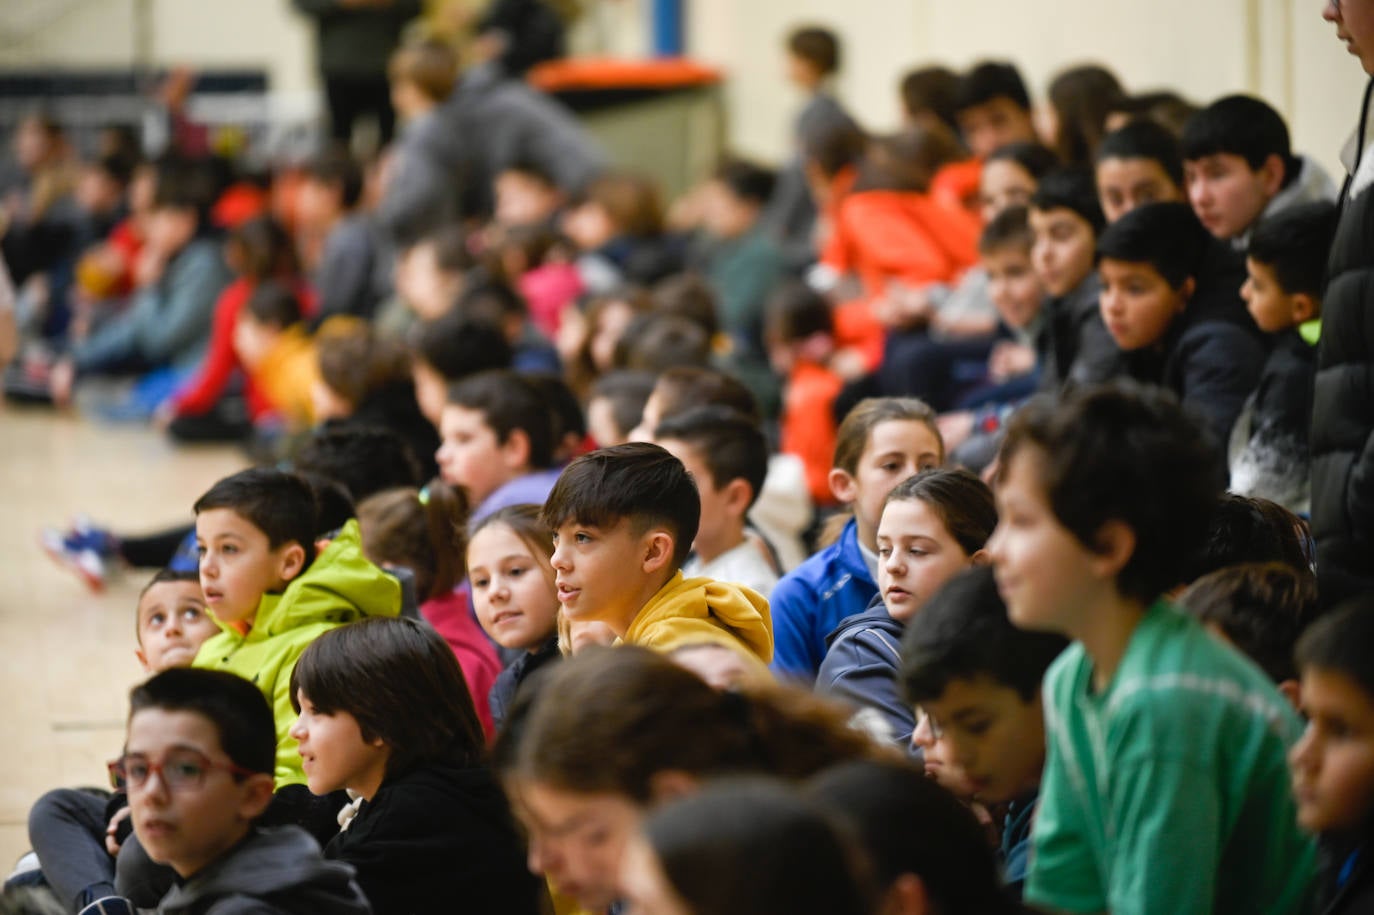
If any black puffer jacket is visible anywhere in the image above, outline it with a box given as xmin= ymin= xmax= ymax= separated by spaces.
xmin=1312 ymin=95 xmax=1374 ymax=605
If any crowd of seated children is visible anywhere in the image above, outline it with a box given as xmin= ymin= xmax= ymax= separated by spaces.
xmin=816 ymin=468 xmax=995 ymax=745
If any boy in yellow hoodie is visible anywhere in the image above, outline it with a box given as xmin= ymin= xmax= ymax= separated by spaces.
xmin=540 ymin=442 xmax=773 ymax=670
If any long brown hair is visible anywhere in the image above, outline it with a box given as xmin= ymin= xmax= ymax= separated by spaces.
xmin=511 ymin=647 xmax=889 ymax=802
xmin=356 ymin=480 xmax=469 ymax=602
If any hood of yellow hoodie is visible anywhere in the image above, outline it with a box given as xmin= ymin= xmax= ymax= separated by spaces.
xmin=623 ymin=571 xmax=774 ymax=664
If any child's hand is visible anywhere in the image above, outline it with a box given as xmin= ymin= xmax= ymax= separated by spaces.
xmin=104 ymin=806 xmax=131 ymax=856
xmin=987 ymin=341 xmax=1035 ymax=382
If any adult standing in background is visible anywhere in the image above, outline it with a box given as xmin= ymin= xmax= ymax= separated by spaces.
xmin=291 ymin=0 xmax=422 ymax=150
xmin=1312 ymin=0 xmax=1374 ymax=607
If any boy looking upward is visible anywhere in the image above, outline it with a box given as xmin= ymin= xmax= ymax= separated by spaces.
xmin=989 ymin=381 xmax=1314 ymax=915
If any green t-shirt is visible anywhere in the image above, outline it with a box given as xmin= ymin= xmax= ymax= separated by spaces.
xmin=1026 ymin=601 xmax=1315 ymax=915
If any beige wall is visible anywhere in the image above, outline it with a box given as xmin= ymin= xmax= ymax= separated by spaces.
xmin=0 ymin=1 xmax=1367 ymax=176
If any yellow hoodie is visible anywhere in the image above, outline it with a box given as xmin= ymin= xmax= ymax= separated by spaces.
xmin=622 ymin=571 xmax=773 ymax=667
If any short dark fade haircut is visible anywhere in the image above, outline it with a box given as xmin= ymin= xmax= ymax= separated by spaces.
xmin=1180 ymin=493 xmax=1312 ymax=585
xmin=902 ymin=565 xmax=1068 ymax=703
xmin=986 ymin=141 xmax=1061 ymax=182
xmin=304 ymin=147 xmax=364 ymax=210
xmin=409 ymin=310 xmax=514 ymax=381
xmin=765 ymin=281 xmax=833 ymax=345
xmin=244 ymin=279 xmax=304 ymax=329
xmin=712 ymin=158 xmax=777 ymax=207
xmin=1296 ymin=594 xmax=1374 ymax=699
xmin=786 ymin=26 xmax=840 ymax=76
xmin=1247 ymin=200 xmax=1340 ymax=298
xmin=1180 ymin=94 xmax=1295 ymax=178
xmin=954 ymin=61 xmax=1031 ymax=116
xmin=194 ymin=468 xmax=319 ymax=567
xmin=527 ymin=372 xmax=588 ymax=444
xmin=541 ymin=442 xmax=701 ymax=570
xmin=654 ymin=406 xmax=769 ymax=509
xmin=1178 ymin=562 xmax=1319 ymax=684
xmin=139 ymin=567 xmax=201 ymax=600
xmin=129 ymin=668 xmax=276 ymax=776
xmin=1097 ymin=118 xmax=1185 ymax=189
xmin=618 ymin=314 xmax=712 ymax=373
xmin=653 ymin=367 xmax=761 ymax=424
xmin=978 ymin=205 xmax=1033 ymax=255
xmin=448 ymin=370 xmax=556 ymax=470
xmin=900 ymin=66 xmax=962 ymax=133
xmin=293 ymin=425 xmax=424 ymax=502
xmin=998 ymin=381 xmax=1225 ymax=603
xmin=1030 ymin=166 xmax=1105 ymax=234
xmin=1095 ymin=201 xmax=1207 ymax=288
xmin=291 ymin=617 xmax=485 ymax=776
xmin=651 ymin=273 xmax=721 ymax=340
xmin=589 ymin=370 xmax=658 ymax=444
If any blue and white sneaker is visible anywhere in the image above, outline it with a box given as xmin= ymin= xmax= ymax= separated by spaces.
xmin=39 ymin=516 xmax=119 ymax=593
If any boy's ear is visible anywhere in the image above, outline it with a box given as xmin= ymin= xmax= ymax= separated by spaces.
xmin=722 ymin=478 xmax=754 ymax=517
xmin=1179 ymin=277 xmax=1196 ymax=306
xmin=968 ymin=548 xmax=990 ymax=566
xmin=500 ymin=428 xmax=533 ymax=471
xmin=1290 ymin=292 xmax=1318 ymax=325
xmin=276 ymin=542 xmax=308 ymax=583
xmin=134 ymin=646 xmax=151 ymax=673
xmin=1088 ymin=519 xmax=1136 ymax=580
xmin=1278 ymin=679 xmax=1302 ymax=712
xmin=829 ymin=468 xmax=858 ymax=506
xmin=640 ymin=528 xmax=676 ymax=575
xmin=1259 ymin=153 xmax=1286 ymax=198
xmin=237 ymin=773 xmax=275 ymax=822
xmin=883 ymin=873 xmax=932 ymax=915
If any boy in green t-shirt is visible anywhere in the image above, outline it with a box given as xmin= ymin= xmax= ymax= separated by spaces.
xmin=988 ymin=381 xmax=1314 ymax=915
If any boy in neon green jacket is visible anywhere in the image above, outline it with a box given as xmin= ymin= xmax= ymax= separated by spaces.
xmin=191 ymin=468 xmax=400 ymax=787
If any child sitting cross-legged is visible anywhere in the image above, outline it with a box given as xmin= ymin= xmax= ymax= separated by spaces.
xmin=816 ymin=469 xmax=996 ymax=747
xmin=467 ymin=505 xmax=563 ymax=733
xmin=655 ymin=405 xmax=779 ymax=599
xmin=23 ymin=570 xmax=217 ymax=914
xmin=289 ymin=617 xmax=543 ymax=915
xmin=899 ymin=565 xmax=1068 ymax=897
xmin=116 ymin=668 xmax=370 ymax=914
xmin=990 ymin=380 xmax=1315 ymax=914
xmin=539 ymin=442 xmax=773 ymax=668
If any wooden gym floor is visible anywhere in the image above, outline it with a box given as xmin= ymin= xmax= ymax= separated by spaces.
xmin=0 ymin=404 xmax=247 ymax=873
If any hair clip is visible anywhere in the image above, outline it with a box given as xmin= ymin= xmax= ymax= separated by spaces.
xmin=417 ymin=484 xmax=431 ymax=506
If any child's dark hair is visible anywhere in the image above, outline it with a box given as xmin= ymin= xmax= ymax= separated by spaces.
xmin=541 ymin=442 xmax=700 ymax=569
xmin=573 ymin=172 xmax=664 ymax=238
xmin=293 ymin=425 xmax=424 ymax=501
xmin=652 ymin=367 xmax=760 ymax=424
xmin=986 ymin=141 xmax=1061 ymax=182
xmin=297 ymin=473 xmax=356 ymax=536
xmin=765 ymin=281 xmax=833 ymax=346
xmin=588 ymin=371 xmax=657 ymax=444
xmin=1180 ymin=94 xmax=1295 ymax=178
xmin=471 ymin=503 xmax=556 ymax=568
xmin=229 ymin=215 xmax=300 ymax=280
xmin=712 ymin=158 xmax=777 ymax=207
xmin=1180 ymin=493 xmax=1312 ymax=584
xmin=901 ymin=566 xmax=1068 ymax=703
xmin=617 ymin=314 xmax=712 ymax=373
xmin=1096 ymin=201 xmax=1207 ymax=288
xmin=998 ymin=381 xmax=1224 ymax=603
xmin=807 ymin=759 xmax=1023 ymax=915
xmin=900 ymin=66 xmax=962 ymax=133
xmin=655 ymin=406 xmax=769 ymax=509
xmin=151 ymin=156 xmax=216 ymax=218
xmin=244 ymin=279 xmax=304 ymax=329
xmin=388 ymin=38 xmax=458 ymax=102
xmin=139 ymin=567 xmax=201 ymax=600
xmin=978 ymin=205 xmax=1033 ymax=255
xmin=853 ymin=127 xmax=966 ymax=194
xmin=1178 ymin=562 xmax=1319 ymax=684
xmin=1108 ymin=90 xmax=1200 ymax=137
xmin=303 ymin=147 xmax=364 ymax=210
xmin=644 ymin=779 xmax=875 ymax=915
xmin=954 ymin=61 xmax=1031 ymax=115
xmin=651 ymin=273 xmax=721 ymax=340
xmin=1046 ymin=64 xmax=1125 ymax=165
xmin=1296 ymin=594 xmax=1374 ymax=698
xmin=884 ymin=469 xmax=997 ymax=558
xmin=291 ymin=617 xmax=485 ymax=776
xmin=447 ymin=370 xmax=556 ymax=470
xmin=511 ymin=646 xmax=883 ymax=802
xmin=424 ymin=222 xmax=478 ymax=276
xmin=1247 ymin=200 xmax=1340 ymax=299
xmin=834 ymin=398 xmax=943 ymax=476
xmin=194 ymin=468 xmax=318 ymax=567
xmin=499 ymin=158 xmax=558 ymax=189
xmin=316 ymin=320 xmax=411 ymax=409
xmin=458 ymin=279 xmax=529 ymax=326
xmin=130 ymin=668 xmax=276 ymax=775
xmin=786 ymin=25 xmax=840 ymax=76
xmin=409 ymin=310 xmax=514 ymax=381
xmin=357 ymin=480 xmax=470 ymax=602
xmin=801 ymin=120 xmax=869 ymax=179
xmin=526 ymin=372 xmax=588 ymax=452
xmin=1030 ymin=166 xmax=1105 ymax=233
xmin=1097 ymin=118 xmax=1186 ymax=189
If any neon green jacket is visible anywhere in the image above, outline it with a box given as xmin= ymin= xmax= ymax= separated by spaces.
xmin=193 ymin=520 xmax=401 ymax=786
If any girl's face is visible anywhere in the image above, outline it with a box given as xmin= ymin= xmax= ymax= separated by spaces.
xmin=517 ymin=780 xmax=643 ymax=911
xmin=590 ymin=301 xmax=637 ymax=373
xmin=289 ymin=692 xmax=391 ymax=801
xmin=876 ymin=497 xmax=978 ymax=623
xmin=468 ymin=523 xmax=559 ymax=652
xmin=1030 ymin=206 xmax=1096 ymax=298
xmin=831 ymin=419 xmax=943 ymax=551
xmin=562 ymin=201 xmax=616 ymax=252
xmin=618 ymin=833 xmax=692 ymax=915
xmin=979 ymin=159 xmax=1036 ymax=223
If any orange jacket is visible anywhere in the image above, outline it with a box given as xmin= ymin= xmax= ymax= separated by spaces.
xmin=780 ymin=360 xmax=844 ymax=506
